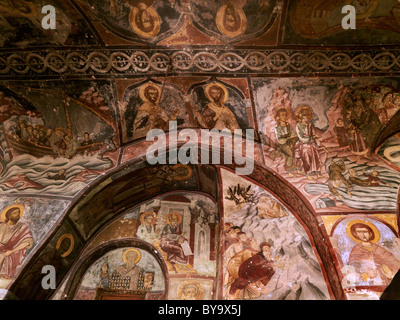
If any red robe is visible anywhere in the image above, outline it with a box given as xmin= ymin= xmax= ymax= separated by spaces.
xmin=348 ymin=243 xmax=400 ymax=286
xmin=0 ymin=222 xmax=33 ymax=278
xmin=229 ymin=252 xmax=275 ymax=295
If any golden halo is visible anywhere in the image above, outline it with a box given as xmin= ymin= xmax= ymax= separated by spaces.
xmin=216 ymin=4 xmax=247 ymax=38
xmin=122 ymin=248 xmax=141 ymax=264
xmin=172 ymin=164 xmax=193 ymax=181
xmin=177 ymin=281 xmax=204 ymax=300
xmin=139 ymin=211 xmax=157 ymax=224
xmin=129 ymin=6 xmax=161 ymax=39
xmin=138 ymin=82 xmax=162 ymax=103
xmin=205 ymin=82 xmax=229 ymax=104
xmin=56 ymin=234 xmax=75 ymax=258
xmin=0 ymin=204 xmax=24 ymax=222
xmin=294 ymin=105 xmax=313 ymax=121
xmin=166 ymin=212 xmax=183 ymax=225
xmin=346 ymin=219 xmax=380 ymax=244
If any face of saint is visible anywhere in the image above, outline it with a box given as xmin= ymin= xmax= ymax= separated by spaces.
xmin=139 ymin=8 xmax=153 ymax=31
xmin=372 ymin=171 xmax=379 ymax=177
xmin=262 ymin=245 xmax=271 ymax=259
xmin=183 ymin=286 xmax=197 ymax=299
xmin=355 ymin=227 xmax=372 ymax=243
xmin=170 ymin=214 xmax=179 ymax=227
xmin=210 ymin=87 xmax=223 ymax=103
xmin=279 ymin=111 xmax=288 ymax=123
xmin=7 ymin=208 xmax=21 ymax=224
xmin=337 ymin=119 xmax=344 ymax=127
xmin=84 ymin=133 xmax=90 ymax=140
xmin=125 ymin=251 xmax=138 ymax=268
xmin=146 ymin=88 xmax=159 ymax=104
xmin=144 ymin=214 xmax=154 ymax=225
xmin=224 ymin=4 xmax=238 ymax=30
xmin=300 ymin=114 xmax=310 ymax=125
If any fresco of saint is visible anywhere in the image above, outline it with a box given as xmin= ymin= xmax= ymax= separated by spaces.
xmin=132 ymin=83 xmax=170 ymax=140
xmin=294 ymin=105 xmax=325 ymax=179
xmin=216 ymin=0 xmax=247 ymax=38
xmin=195 ymin=82 xmax=241 ymax=132
xmin=346 ymin=220 xmax=400 ymax=287
xmin=0 ymin=205 xmax=33 ymax=279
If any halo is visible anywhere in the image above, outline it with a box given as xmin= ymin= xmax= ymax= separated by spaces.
xmin=56 ymin=234 xmax=75 ymax=258
xmin=166 ymin=212 xmax=182 ymax=225
xmin=205 ymin=82 xmax=229 ymax=104
xmin=0 ymin=204 xmax=24 ymax=222
xmin=216 ymin=4 xmax=247 ymax=38
xmin=172 ymin=164 xmax=193 ymax=181
xmin=177 ymin=280 xmax=204 ymax=300
xmin=346 ymin=219 xmax=380 ymax=244
xmin=139 ymin=211 xmax=157 ymax=224
xmin=122 ymin=248 xmax=141 ymax=264
xmin=129 ymin=6 xmax=161 ymax=39
xmin=294 ymin=105 xmax=313 ymax=121
xmin=138 ymin=82 xmax=162 ymax=103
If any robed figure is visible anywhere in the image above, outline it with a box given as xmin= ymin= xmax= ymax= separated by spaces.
xmin=0 ymin=205 xmax=34 ymax=279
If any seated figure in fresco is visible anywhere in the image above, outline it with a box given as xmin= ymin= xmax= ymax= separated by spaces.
xmin=294 ymin=105 xmax=325 ymax=179
xmin=0 ymin=205 xmax=34 ymax=279
xmin=136 ymin=211 xmax=159 ymax=244
xmin=195 ymin=83 xmax=241 ymax=133
xmin=347 ymin=222 xmax=400 ymax=287
xmin=160 ymin=213 xmax=191 ymax=265
xmin=132 ymin=83 xmax=170 ymax=140
xmin=272 ymin=108 xmax=299 ymax=175
xmin=228 ymin=242 xmax=276 ymax=300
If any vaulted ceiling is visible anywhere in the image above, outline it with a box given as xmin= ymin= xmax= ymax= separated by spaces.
xmin=1 ymin=0 xmax=400 ymax=301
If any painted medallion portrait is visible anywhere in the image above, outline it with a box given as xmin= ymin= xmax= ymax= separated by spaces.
xmin=128 ymin=0 xmax=161 ymax=38
xmin=216 ymin=0 xmax=247 ymax=38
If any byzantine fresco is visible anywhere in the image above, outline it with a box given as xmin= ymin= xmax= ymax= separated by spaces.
xmin=322 ymin=215 xmax=400 ymax=299
xmin=285 ymin=0 xmax=400 ymax=45
xmin=85 ymin=193 xmax=219 ymax=278
xmin=253 ymin=78 xmax=400 ymax=212
xmin=79 ymin=0 xmax=183 ymax=43
xmin=0 ymin=82 xmax=119 ymax=197
xmin=221 ymin=169 xmax=331 ymax=300
xmin=74 ymin=247 xmax=165 ymax=300
xmin=120 ymin=79 xmax=251 ymax=143
xmin=0 ymin=197 xmax=70 ymax=290
xmin=191 ymin=0 xmax=278 ymax=42
xmin=0 ymin=0 xmax=97 ymax=47
xmin=377 ymin=134 xmax=400 ymax=170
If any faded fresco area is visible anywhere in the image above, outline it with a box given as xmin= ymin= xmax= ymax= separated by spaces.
xmin=323 ymin=215 xmax=400 ymax=299
xmin=221 ymin=169 xmax=330 ymax=300
xmin=377 ymin=134 xmax=400 ymax=170
xmin=0 ymin=82 xmax=119 ymax=197
xmin=0 ymin=0 xmax=97 ymax=47
xmin=254 ymin=78 xmax=400 ymax=212
xmin=79 ymin=0 xmax=183 ymax=43
xmin=285 ymin=0 xmax=400 ymax=45
xmin=0 ymin=197 xmax=70 ymax=290
xmin=74 ymin=247 xmax=165 ymax=300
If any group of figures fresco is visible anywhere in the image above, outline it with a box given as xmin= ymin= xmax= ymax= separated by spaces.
xmin=122 ymin=80 xmax=248 ymax=142
xmin=70 ymin=193 xmax=217 ymax=299
xmin=257 ymin=80 xmax=400 ymax=212
xmin=83 ymin=0 xmax=278 ymax=43
xmin=222 ymin=170 xmax=400 ymax=300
